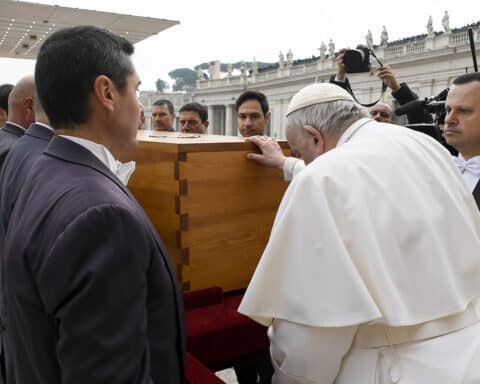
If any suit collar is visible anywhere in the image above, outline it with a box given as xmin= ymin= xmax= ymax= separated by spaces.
xmin=473 ymin=180 xmax=480 ymax=210
xmin=25 ymin=123 xmax=54 ymax=141
xmin=2 ymin=122 xmax=25 ymax=137
xmin=44 ymin=135 xmax=132 ymax=198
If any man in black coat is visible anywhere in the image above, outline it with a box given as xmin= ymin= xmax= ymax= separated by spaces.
xmin=3 ymin=26 xmax=185 ymax=384
xmin=0 ymin=76 xmax=35 ymax=169
xmin=0 ymin=84 xmax=13 ymax=128
xmin=0 ymin=96 xmax=53 ymax=384
xmin=0 ymin=95 xmax=53 ymax=234
xmin=444 ymin=73 xmax=480 ymax=209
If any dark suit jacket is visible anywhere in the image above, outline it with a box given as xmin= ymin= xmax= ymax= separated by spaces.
xmin=3 ymin=136 xmax=185 ymax=384
xmin=0 ymin=123 xmax=54 ymax=236
xmin=0 ymin=123 xmax=54 ymax=383
xmin=473 ymin=181 xmax=480 ymax=210
xmin=0 ymin=123 xmax=25 ymax=171
xmin=390 ymin=83 xmax=433 ymax=124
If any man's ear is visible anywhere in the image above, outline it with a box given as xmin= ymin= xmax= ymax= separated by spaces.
xmin=265 ymin=111 xmax=271 ymax=123
xmin=303 ymin=125 xmax=325 ymax=152
xmin=23 ymin=96 xmax=34 ymax=111
xmin=23 ymin=96 xmax=35 ymax=125
xmin=93 ymin=75 xmax=115 ymax=112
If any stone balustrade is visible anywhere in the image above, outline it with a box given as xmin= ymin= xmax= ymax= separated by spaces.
xmin=196 ymin=25 xmax=480 ymax=91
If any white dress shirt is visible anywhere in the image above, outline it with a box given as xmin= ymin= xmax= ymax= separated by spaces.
xmin=452 ymin=154 xmax=480 ymax=192
xmin=60 ymin=135 xmax=135 ymax=186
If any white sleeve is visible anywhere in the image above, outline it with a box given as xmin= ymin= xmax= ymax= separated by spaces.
xmin=283 ymin=158 xmax=306 ymax=181
xmin=268 ymin=319 xmax=358 ymax=384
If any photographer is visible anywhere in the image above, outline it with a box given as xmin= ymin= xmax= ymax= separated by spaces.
xmin=329 ymin=48 xmax=430 ymax=124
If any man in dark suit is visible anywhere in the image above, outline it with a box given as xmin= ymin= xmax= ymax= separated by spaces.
xmin=444 ymin=72 xmax=480 ymax=209
xmin=0 ymin=92 xmax=53 ymax=233
xmin=0 ymin=93 xmax=53 ymax=384
xmin=3 ymin=26 xmax=185 ymax=384
xmin=0 ymin=76 xmax=35 ymax=169
xmin=0 ymin=84 xmax=13 ymax=128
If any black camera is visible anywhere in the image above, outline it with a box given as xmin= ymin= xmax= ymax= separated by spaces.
xmin=343 ymin=45 xmax=371 ymax=73
xmin=395 ymin=88 xmax=448 ymax=125
xmin=395 ymin=88 xmax=457 ymax=155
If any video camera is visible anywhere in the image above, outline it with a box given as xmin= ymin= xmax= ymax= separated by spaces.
xmin=395 ymin=88 xmax=448 ymax=126
xmin=395 ymin=88 xmax=457 ymax=155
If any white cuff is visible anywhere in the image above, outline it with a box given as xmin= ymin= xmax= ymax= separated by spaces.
xmin=283 ymin=157 xmax=300 ymax=181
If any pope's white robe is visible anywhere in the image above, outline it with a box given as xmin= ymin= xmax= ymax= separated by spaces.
xmin=239 ymin=118 xmax=480 ymax=383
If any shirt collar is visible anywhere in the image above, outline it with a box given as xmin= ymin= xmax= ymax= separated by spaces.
xmin=336 ymin=118 xmax=372 ymax=147
xmin=5 ymin=121 xmax=26 ymax=131
xmin=458 ymin=153 xmax=480 ymax=164
xmin=34 ymin=122 xmax=54 ymax=131
xmin=59 ymin=135 xmax=136 ymax=186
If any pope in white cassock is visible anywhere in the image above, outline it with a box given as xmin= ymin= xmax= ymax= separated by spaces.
xmin=238 ymin=83 xmax=480 ymax=383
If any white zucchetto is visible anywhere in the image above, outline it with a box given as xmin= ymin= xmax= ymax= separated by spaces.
xmin=286 ymin=83 xmax=355 ymax=116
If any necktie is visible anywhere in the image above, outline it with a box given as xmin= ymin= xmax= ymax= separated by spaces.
xmin=453 ymin=156 xmax=480 ymax=178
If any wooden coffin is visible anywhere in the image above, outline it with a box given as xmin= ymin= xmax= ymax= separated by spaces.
xmin=126 ymin=131 xmax=289 ymax=292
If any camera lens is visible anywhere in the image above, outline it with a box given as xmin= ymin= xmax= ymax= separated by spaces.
xmin=344 ymin=50 xmax=365 ymax=67
xmin=343 ymin=47 xmax=370 ymax=73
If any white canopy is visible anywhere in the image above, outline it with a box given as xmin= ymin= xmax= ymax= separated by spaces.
xmin=0 ymin=1 xmax=178 ymax=59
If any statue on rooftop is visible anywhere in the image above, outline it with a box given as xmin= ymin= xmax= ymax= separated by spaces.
xmin=380 ymin=26 xmax=389 ymax=46
xmin=286 ymin=49 xmax=293 ymax=66
xmin=252 ymin=58 xmax=258 ymax=75
xmin=240 ymin=61 xmax=246 ymax=77
xmin=365 ymin=30 xmax=373 ymax=49
xmin=328 ymin=39 xmax=335 ymax=58
xmin=319 ymin=41 xmax=327 ymax=60
xmin=427 ymin=15 xmax=434 ymax=36
xmin=442 ymin=11 xmax=450 ymax=33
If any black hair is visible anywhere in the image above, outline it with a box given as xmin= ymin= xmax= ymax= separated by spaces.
xmin=35 ymin=26 xmax=134 ymax=128
xmin=153 ymin=99 xmax=174 ymax=114
xmin=179 ymin=102 xmax=208 ymax=123
xmin=0 ymin=83 xmax=14 ymax=112
xmin=453 ymin=72 xmax=480 ymax=85
xmin=235 ymin=90 xmax=269 ymax=115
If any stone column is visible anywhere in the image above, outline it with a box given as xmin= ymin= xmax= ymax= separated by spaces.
xmin=207 ymin=105 xmax=214 ymax=134
xmin=270 ymin=100 xmax=286 ymax=139
xmin=225 ymin=104 xmax=234 ymax=136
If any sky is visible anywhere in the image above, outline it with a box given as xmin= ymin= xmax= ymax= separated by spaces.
xmin=0 ymin=0 xmax=478 ymax=91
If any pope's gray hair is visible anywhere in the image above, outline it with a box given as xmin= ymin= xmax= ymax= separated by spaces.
xmin=286 ymin=99 xmax=368 ymax=137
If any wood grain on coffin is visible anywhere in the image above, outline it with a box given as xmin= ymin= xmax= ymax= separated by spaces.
xmin=128 ymin=132 xmax=290 ymax=291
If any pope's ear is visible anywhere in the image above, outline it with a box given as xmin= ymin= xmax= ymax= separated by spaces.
xmin=303 ymin=125 xmax=324 ymax=149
